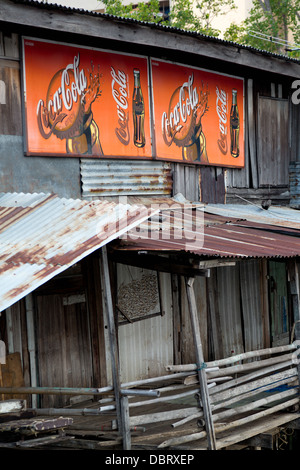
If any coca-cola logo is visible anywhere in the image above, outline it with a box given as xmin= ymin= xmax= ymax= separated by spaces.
xmin=37 ymin=54 xmax=87 ymax=140
xmin=111 ymin=67 xmax=130 ymax=145
xmin=162 ymin=75 xmax=198 ymax=147
xmin=216 ymin=87 xmax=228 ymax=155
xmin=162 ymin=75 xmax=208 ymax=148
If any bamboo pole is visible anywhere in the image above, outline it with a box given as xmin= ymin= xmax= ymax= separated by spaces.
xmin=206 ymin=353 xmax=294 ymax=378
xmin=31 ymin=407 xmax=116 ymax=416
xmin=172 ymin=412 xmax=203 ymax=428
xmin=213 ymin=387 xmax=299 ymax=424
xmin=128 ymin=388 xmax=199 ymax=408
xmin=209 ymin=359 xmax=295 ymax=396
xmin=166 ymin=344 xmax=296 ymax=372
xmin=0 ymin=386 xmax=159 ymax=398
xmin=185 ymin=277 xmax=216 ymax=450
xmin=211 ymin=375 xmax=297 ymax=414
xmin=158 ymin=397 xmax=299 ymax=448
xmin=100 ymin=246 xmax=124 ymax=445
xmin=210 ymin=368 xmax=298 ymax=405
xmin=122 ymin=371 xmax=191 ymax=388
xmin=120 ymin=395 xmax=131 ymax=450
xmin=129 ymin=407 xmax=200 ymax=426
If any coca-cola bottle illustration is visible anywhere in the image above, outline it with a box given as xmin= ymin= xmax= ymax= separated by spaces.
xmin=132 ymin=69 xmax=145 ymax=148
xmin=230 ymin=89 xmax=239 ymax=158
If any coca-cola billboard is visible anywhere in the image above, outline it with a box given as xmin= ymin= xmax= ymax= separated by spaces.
xmin=23 ymin=38 xmax=152 ymax=158
xmin=151 ymin=59 xmax=244 ymax=167
xmin=23 ymin=39 xmax=244 ymax=168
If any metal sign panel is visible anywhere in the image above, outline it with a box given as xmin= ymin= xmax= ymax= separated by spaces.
xmin=22 ymin=38 xmax=152 ymax=159
xmin=22 ymin=38 xmax=244 ymax=168
xmin=151 ymin=59 xmax=244 ymax=168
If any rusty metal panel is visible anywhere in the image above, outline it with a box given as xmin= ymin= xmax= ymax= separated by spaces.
xmin=0 ymin=192 xmax=157 ymax=312
xmin=204 ymin=204 xmax=300 ymax=229
xmin=118 ymin=204 xmax=300 ymax=259
xmin=80 ymin=159 xmax=172 ymax=198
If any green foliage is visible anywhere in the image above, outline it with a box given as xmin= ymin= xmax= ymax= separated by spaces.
xmin=170 ymin=0 xmax=237 ymax=36
xmin=100 ymin=0 xmax=300 ymax=56
xmin=101 ymin=0 xmax=167 ymax=24
xmin=224 ymin=0 xmax=300 ymax=57
xmin=101 ymin=0 xmax=237 ymax=36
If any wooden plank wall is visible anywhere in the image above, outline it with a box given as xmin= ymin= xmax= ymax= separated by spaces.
xmin=174 ymin=260 xmax=272 ymax=364
xmin=0 ymin=256 xmax=108 ymax=408
xmin=226 ymin=78 xmax=294 ymax=206
xmin=0 ymin=32 xmax=21 ymax=136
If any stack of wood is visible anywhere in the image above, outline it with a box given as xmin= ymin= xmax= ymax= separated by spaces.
xmin=157 ymin=344 xmax=299 ymax=448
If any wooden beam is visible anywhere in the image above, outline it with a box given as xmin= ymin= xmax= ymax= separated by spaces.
xmin=120 ymin=395 xmax=131 ymax=450
xmin=1 ymin=0 xmax=300 ymax=78
xmin=99 ymin=246 xmax=123 ymax=441
xmin=185 ymin=277 xmax=216 ymax=450
xmin=110 ymin=251 xmax=210 ymax=277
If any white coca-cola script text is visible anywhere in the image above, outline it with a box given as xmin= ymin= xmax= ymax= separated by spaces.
xmin=216 ymin=86 xmax=228 ymax=155
xmin=162 ymin=75 xmax=199 ymax=145
xmin=111 ymin=67 xmax=130 ymax=145
xmin=37 ymin=54 xmax=87 ymax=138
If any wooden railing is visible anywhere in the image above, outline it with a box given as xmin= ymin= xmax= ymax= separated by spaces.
xmin=158 ymin=343 xmax=300 ymax=449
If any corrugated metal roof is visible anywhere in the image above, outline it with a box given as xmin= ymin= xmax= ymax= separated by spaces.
xmin=1 ymin=192 xmax=300 ymax=312
xmin=0 ymin=192 xmax=157 ymax=312
xmin=116 ymin=203 xmax=300 ymax=259
xmin=204 ymin=204 xmax=300 ymax=230
xmin=14 ymin=0 xmax=300 ymax=65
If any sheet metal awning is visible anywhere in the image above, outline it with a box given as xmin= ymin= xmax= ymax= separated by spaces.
xmin=116 ymin=202 xmax=300 ymax=259
xmin=0 ymin=192 xmax=156 ymax=312
xmin=1 ymin=193 xmax=300 ymax=312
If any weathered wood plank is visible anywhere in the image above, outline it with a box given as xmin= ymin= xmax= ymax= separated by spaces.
xmin=185 ymin=277 xmax=216 ymax=450
xmin=1 ymin=1 xmax=299 ymax=78
xmin=215 ymin=413 xmax=300 ymax=450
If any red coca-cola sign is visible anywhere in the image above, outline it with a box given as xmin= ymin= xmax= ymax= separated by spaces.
xmin=23 ymin=38 xmax=151 ymax=158
xmin=23 ymin=38 xmax=244 ymax=167
xmin=152 ymin=59 xmax=244 ymax=167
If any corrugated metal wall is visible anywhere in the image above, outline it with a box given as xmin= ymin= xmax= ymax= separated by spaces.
xmin=80 ymin=159 xmax=172 ymax=198
xmin=105 ymin=267 xmax=174 ymax=384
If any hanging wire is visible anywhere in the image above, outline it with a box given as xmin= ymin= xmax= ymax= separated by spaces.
xmin=248 ymin=30 xmax=300 ymax=51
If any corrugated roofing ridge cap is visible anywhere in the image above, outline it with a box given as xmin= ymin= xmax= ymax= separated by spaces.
xmin=13 ymin=0 xmax=300 ymax=64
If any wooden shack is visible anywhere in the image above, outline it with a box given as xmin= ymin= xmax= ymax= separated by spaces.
xmin=0 ymin=0 xmax=299 ymax=450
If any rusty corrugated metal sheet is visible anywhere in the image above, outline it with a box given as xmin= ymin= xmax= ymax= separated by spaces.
xmin=0 ymin=192 xmax=157 ymax=312
xmin=117 ymin=205 xmax=300 ymax=258
xmin=80 ymin=159 xmax=172 ymax=198
xmin=204 ymin=204 xmax=300 ymax=230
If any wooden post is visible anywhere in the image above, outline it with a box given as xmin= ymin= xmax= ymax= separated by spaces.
xmin=185 ymin=277 xmax=216 ymax=450
xmin=120 ymin=395 xmax=131 ymax=450
xmin=100 ymin=246 xmax=124 ymax=443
